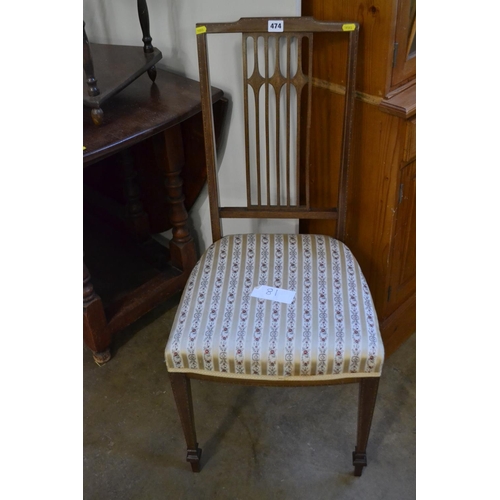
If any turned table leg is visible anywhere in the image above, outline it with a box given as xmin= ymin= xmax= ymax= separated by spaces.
xmin=83 ymin=259 xmax=111 ymax=364
xmin=120 ymin=150 xmax=150 ymax=241
xmin=158 ymin=125 xmax=197 ymax=272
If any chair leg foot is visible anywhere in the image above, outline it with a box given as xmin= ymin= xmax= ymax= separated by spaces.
xmin=91 ymin=107 xmax=104 ymax=126
xmin=352 ymin=449 xmax=367 ymax=476
xmin=93 ymin=348 xmax=111 ymax=365
xmin=353 ymin=377 xmax=380 ymax=476
xmin=187 ymin=445 xmax=202 ymax=472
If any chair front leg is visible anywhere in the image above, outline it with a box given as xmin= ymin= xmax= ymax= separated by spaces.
xmin=169 ymin=373 xmax=202 ymax=472
xmin=353 ymin=377 xmax=380 ymax=476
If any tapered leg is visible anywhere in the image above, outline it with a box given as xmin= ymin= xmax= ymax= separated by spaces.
xmin=353 ymin=377 xmax=380 ymax=476
xmin=169 ymin=373 xmax=202 ymax=472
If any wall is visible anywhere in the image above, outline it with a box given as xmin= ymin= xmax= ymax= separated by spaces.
xmin=84 ymin=0 xmax=301 ymax=253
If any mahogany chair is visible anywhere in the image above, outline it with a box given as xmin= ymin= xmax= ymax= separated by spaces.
xmin=165 ymin=17 xmax=384 ymax=477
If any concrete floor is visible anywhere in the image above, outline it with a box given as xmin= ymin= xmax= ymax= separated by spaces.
xmin=84 ymin=295 xmax=415 ymax=500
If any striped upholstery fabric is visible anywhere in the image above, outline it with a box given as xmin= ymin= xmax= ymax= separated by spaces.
xmin=165 ymin=234 xmax=384 ymax=381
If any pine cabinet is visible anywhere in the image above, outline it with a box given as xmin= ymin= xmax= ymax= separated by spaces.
xmin=301 ymin=0 xmax=416 ymax=356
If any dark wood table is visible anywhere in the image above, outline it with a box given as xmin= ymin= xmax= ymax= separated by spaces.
xmin=83 ymin=69 xmax=226 ymax=364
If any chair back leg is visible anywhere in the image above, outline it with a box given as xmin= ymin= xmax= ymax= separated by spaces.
xmin=169 ymin=373 xmax=202 ymax=472
xmin=353 ymin=378 xmax=380 ymax=476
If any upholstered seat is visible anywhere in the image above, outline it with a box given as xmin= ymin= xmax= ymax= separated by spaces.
xmin=166 ymin=234 xmax=384 ymax=381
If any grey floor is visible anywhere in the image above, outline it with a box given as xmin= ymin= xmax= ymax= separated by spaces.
xmin=84 ymin=295 xmax=415 ymax=500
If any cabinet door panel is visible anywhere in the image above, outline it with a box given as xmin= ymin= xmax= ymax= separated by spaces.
xmin=387 ymin=160 xmax=416 ymax=315
xmin=391 ymin=0 xmax=416 ymax=89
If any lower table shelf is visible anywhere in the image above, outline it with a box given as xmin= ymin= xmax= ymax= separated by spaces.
xmin=83 ymin=217 xmax=193 ymax=364
xmin=84 ymin=219 xmax=178 ymax=306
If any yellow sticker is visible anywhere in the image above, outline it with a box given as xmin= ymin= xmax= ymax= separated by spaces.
xmin=342 ymin=23 xmax=356 ymax=32
xmin=196 ymin=26 xmax=207 ymax=35
xmin=83 ymin=146 xmax=86 ymax=151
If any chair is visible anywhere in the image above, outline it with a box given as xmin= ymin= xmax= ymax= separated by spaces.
xmin=165 ymin=17 xmax=384 ymax=477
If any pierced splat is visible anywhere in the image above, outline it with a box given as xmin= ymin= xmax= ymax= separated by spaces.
xmin=196 ymin=17 xmax=359 ymax=243
xmin=242 ymin=33 xmax=313 ymax=210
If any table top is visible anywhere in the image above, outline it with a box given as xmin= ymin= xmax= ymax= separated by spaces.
xmin=83 ymin=69 xmax=223 ymax=166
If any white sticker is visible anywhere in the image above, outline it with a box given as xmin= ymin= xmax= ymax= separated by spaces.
xmin=268 ymin=20 xmax=284 ymax=32
xmin=250 ymin=285 xmax=296 ymax=304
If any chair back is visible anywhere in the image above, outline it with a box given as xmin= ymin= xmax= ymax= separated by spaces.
xmin=197 ymin=17 xmax=359 ymax=242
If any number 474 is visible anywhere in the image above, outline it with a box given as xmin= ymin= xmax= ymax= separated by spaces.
xmin=268 ymin=21 xmax=284 ymax=31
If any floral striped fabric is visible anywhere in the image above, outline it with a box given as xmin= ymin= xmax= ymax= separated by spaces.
xmin=165 ymin=234 xmax=384 ymax=381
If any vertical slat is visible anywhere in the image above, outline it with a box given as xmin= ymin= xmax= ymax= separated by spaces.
xmin=197 ymin=32 xmax=222 ymax=242
xmin=275 ymin=37 xmax=281 ymax=207
xmin=336 ymin=29 xmax=359 ymax=241
xmin=265 ymin=35 xmax=271 ymax=206
xmin=295 ymin=35 xmax=303 ymax=208
xmin=305 ymin=34 xmax=314 ymax=210
xmin=254 ymin=37 xmax=262 ymax=206
xmin=242 ymin=35 xmax=252 ymax=207
xmin=286 ymin=35 xmax=291 ymax=207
